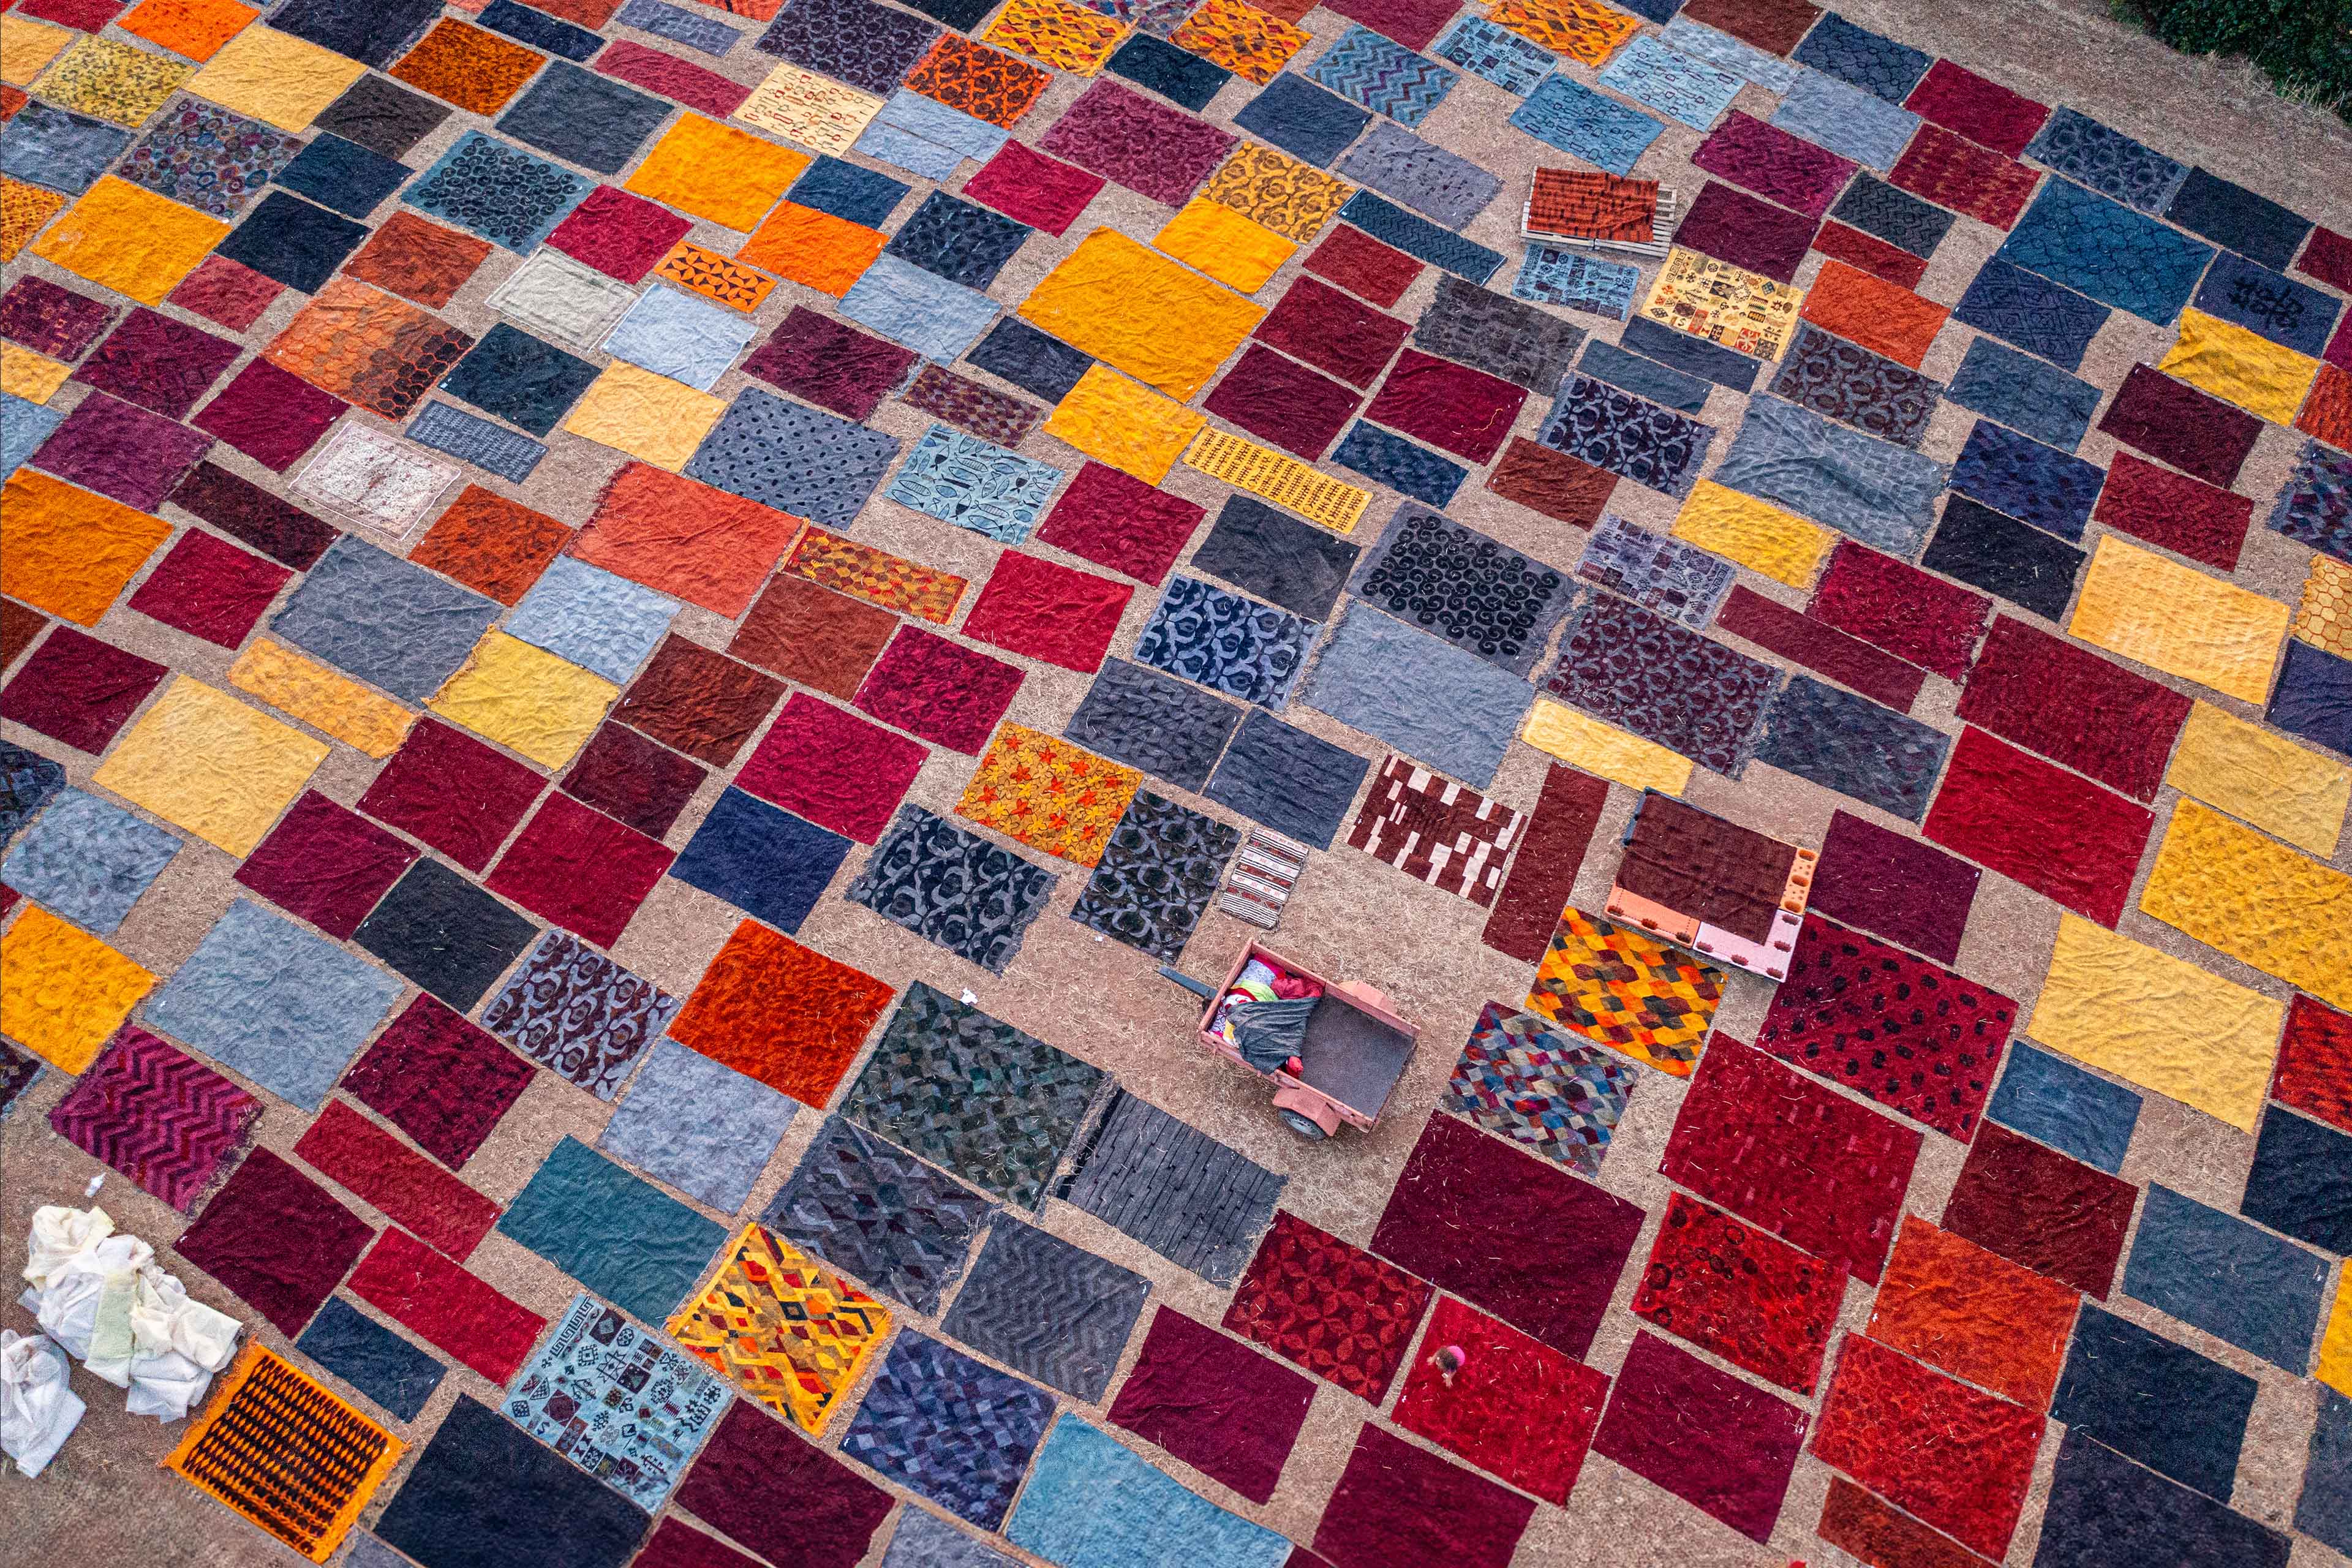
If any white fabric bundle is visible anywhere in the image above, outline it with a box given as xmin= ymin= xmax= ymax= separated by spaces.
xmin=1 ymin=1330 xmax=85 ymax=1477
xmin=18 ymin=1207 xmax=243 ymax=1427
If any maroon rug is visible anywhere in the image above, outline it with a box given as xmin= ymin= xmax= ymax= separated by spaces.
xmin=1106 ymin=1306 xmax=1314 ymax=1504
xmin=1753 ymin=913 xmax=2016 ymax=1139
xmin=1806 ymin=809 xmax=1980 ymax=966
xmin=1591 ymin=1331 xmax=1809 ymax=1544
xmin=1370 ymin=1111 xmax=1642 ymax=1359
xmin=1659 ymin=1038 xmax=1922 ymax=1283
xmin=1954 ymin=616 xmax=2193 ymax=801
xmin=1311 ymin=1421 xmax=1535 ymax=1568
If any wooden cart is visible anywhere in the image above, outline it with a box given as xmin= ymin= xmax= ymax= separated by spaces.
xmin=1180 ymin=940 xmax=1421 ymax=1141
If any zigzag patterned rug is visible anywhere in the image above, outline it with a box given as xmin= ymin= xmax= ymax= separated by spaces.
xmin=48 ymin=1027 xmax=260 ymax=1212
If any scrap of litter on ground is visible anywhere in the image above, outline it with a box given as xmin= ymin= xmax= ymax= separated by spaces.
xmin=2 ymin=0 xmax=2351 ymax=1565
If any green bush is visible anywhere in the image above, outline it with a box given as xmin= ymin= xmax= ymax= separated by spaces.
xmin=2112 ymin=0 xmax=2352 ymax=124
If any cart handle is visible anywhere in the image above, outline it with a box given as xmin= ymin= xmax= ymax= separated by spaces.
xmin=1158 ymin=966 xmax=1219 ymax=1000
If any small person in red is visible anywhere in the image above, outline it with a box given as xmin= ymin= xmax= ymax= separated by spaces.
xmin=1427 ymin=1343 xmax=1467 ymax=1388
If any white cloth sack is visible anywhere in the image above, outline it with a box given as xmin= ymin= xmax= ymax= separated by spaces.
xmin=2 ymin=1330 xmax=85 ymax=1477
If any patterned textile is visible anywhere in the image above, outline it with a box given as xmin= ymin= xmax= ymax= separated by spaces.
xmin=1198 ymin=140 xmax=1351 ymax=243
xmin=0 ymin=277 xmax=115 ymax=361
xmin=1539 ymin=373 xmax=1717 ymax=499
xmin=1223 ymin=1210 xmax=1432 ymax=1401
xmin=405 ymin=130 xmax=591 ymax=253
xmin=762 ymin=1114 xmax=996 ymax=1316
xmin=841 ymin=980 xmax=1101 ymax=1208
xmin=1713 ymin=395 xmax=1948 ymax=558
xmin=2196 ymin=251 xmax=2338 ymax=358
xmin=1515 ymin=245 xmax=1641 ymax=318
xmin=117 ymin=99 xmax=301 ymax=219
xmin=885 ymin=423 xmax=1063 ymax=544
xmin=1752 ymin=675 xmax=1952 ymax=823
xmin=839 ymin=1332 xmax=1054 ymax=1529
xmin=164 ymin=1344 xmax=403 ymax=1564
xmin=1347 ymin=502 xmax=1574 ymax=675
xmin=757 ymin=0 xmax=942 ymax=95
xmin=1525 ymin=908 xmax=1725 ymax=1076
xmin=503 ymin=1293 xmax=729 ymax=1510
xmin=1305 ymin=25 xmax=1458 ymax=125
xmin=904 ymin=34 xmax=1053 ymax=128
xmin=1062 ymin=658 xmax=1243 ymax=793
xmin=1330 ymin=422 xmax=1466 ymax=507
xmin=1432 ymin=16 xmax=1556 ymax=94
xmin=1577 ymin=512 xmax=1736 ymax=628
xmin=1996 ymin=176 xmax=2215 ymax=324
xmin=1768 ymin=321 xmax=1942 ymax=449
xmin=1338 ymin=189 xmax=1506 ymax=284
xmin=655 ymin=241 xmax=776 ymax=310
xmin=1085 ymin=0 xmax=1200 ymax=33
xmin=667 ymin=1225 xmax=891 ymax=1434
xmin=2269 ymin=438 xmax=2352 ymax=565
xmin=2294 ymin=556 xmax=2352 ymax=658
xmin=1070 ymin=789 xmax=1241 ymax=960
xmin=1526 ymin=167 xmax=1656 ymax=242
xmin=1544 ymin=594 xmax=1778 ymax=775
xmin=845 ymin=807 xmax=1060 ymax=976
xmin=690 ymin=390 xmax=903 ymax=529
xmin=1414 ymin=273 xmax=1583 ymax=394
xmin=1947 ymin=337 xmax=2098 ymax=454
xmin=1831 ymin=175 xmax=1955 ymax=259
xmin=985 ymin=0 xmax=1128 ymax=75
xmin=1629 ymin=1191 xmax=1842 ymax=1396
xmin=783 ymin=524 xmax=967 ymax=624
xmin=1337 ymin=121 xmax=1501 ymax=231
xmin=1133 ymin=574 xmax=1315 ymax=706
xmin=0 ymin=1041 xmax=42 ymax=1123
xmin=941 ymin=1218 xmax=1150 ymax=1401
xmin=1584 ymin=337 xmax=1711 ymax=412
xmin=1771 ymin=69 xmax=1920 ymax=175
xmin=886 ymin=192 xmax=1032 ymax=289
xmin=481 ymin=929 xmax=680 ymax=1099
xmin=1038 ymin=78 xmax=1236 ymax=206
xmin=1444 ymin=1000 xmax=1636 ymax=1177
xmin=1346 ymin=755 xmax=1525 ymax=904
xmin=1168 ymin=0 xmax=1311 ymax=85
xmin=2023 ymin=106 xmax=2188 ymax=214
xmin=47 ymin=1027 xmax=257 ymax=1211
xmin=1656 ymin=14 xmax=1796 ymax=91
xmin=1640 ymin=246 xmax=1803 ymax=359
xmin=265 ymin=278 xmax=472 ymax=421
xmin=1754 ymin=914 xmax=2015 ymax=1139
xmin=1792 ymin=12 xmax=1928 ymax=104
xmin=1596 ymin=35 xmax=1741 ymax=129
xmin=901 ymin=364 xmax=1039 ymax=445
xmin=1691 ymin=111 xmax=1856 ymax=219
xmin=1491 ymin=0 xmax=1639 ymax=63
xmin=1890 ymin=126 xmax=2040 ymax=231
xmin=1952 ymin=255 xmax=2109 ymax=373
xmin=1056 ymin=1089 xmax=1284 ymax=1283
xmin=955 ymin=722 xmax=1141 ymax=867
xmin=1510 ymin=73 xmax=1662 ymax=178
xmin=32 ymin=37 xmax=191 ymax=127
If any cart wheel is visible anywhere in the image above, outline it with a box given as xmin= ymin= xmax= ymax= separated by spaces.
xmin=1278 ymin=1109 xmax=1329 ymax=1141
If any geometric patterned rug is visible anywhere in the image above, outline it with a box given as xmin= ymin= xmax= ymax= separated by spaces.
xmin=47 ymin=1025 xmax=258 ymax=1210
xmin=666 ymin=1223 xmax=894 ymax=1436
xmin=838 ymin=1330 xmax=1056 ymax=1530
xmin=1523 ymin=908 xmax=1727 ymax=1077
xmin=761 ymin=1114 xmax=998 ymax=1317
xmin=1441 ymin=1000 xmax=1639 ymax=1178
xmin=840 ymin=981 xmax=1106 ymax=1211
